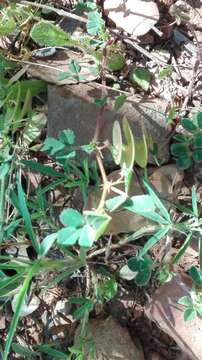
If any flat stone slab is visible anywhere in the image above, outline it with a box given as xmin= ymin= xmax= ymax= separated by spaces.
xmin=48 ymin=83 xmax=170 ymax=165
xmin=80 ymin=316 xmax=145 ymax=360
xmin=145 ymin=275 xmax=202 ymax=360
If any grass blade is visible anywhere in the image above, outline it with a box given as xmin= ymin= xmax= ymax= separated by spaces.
xmin=191 ymin=185 xmax=198 ymax=218
xmin=3 ymin=261 xmax=40 ymax=360
xmin=36 ymin=345 xmax=68 ymax=359
xmin=17 ymin=175 xmax=40 ymax=254
xmin=143 ymin=179 xmax=171 ymax=223
xmin=21 ymin=160 xmax=65 ymax=178
xmin=172 ymin=233 xmax=192 ymax=265
xmin=138 ymin=226 xmax=170 ymax=258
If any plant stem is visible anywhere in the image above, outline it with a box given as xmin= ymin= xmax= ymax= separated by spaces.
xmin=96 ymin=153 xmax=108 ymax=210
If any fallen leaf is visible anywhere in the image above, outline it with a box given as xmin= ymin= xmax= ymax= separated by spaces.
xmin=104 ymin=0 xmax=159 ymax=37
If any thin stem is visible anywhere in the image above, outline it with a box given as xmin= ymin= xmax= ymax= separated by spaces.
xmin=96 ymin=153 xmax=108 ymax=210
xmin=20 ymin=1 xmax=87 ymax=23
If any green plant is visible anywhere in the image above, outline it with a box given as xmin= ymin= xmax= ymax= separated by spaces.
xmin=171 ymin=112 xmax=202 ymax=169
xmin=178 ymin=288 xmax=202 ymax=322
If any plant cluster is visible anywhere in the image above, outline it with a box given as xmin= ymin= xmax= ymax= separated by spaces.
xmin=0 ymin=1 xmax=202 ymax=359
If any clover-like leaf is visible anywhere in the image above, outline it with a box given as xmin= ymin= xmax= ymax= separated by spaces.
xmin=59 ymin=209 xmax=84 ymax=228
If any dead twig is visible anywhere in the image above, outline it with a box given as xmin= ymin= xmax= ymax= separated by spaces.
xmin=20 ymin=1 xmax=87 ymax=23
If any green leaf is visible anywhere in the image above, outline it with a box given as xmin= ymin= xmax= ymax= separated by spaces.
xmin=59 ymin=129 xmax=75 ymax=145
xmin=128 ymin=256 xmax=151 ymax=272
xmin=0 ymin=15 xmax=16 ymax=36
xmin=112 ymin=120 xmax=123 ymax=165
xmin=171 ymin=143 xmax=188 ymax=157
xmin=78 ymin=223 xmax=95 ymax=247
xmin=0 ymin=162 xmax=9 ymax=180
xmin=73 ymin=300 xmax=93 ymax=320
xmin=189 ymin=267 xmax=202 ymax=287
xmin=17 ymin=176 xmax=40 ymax=254
xmin=114 ymin=95 xmax=127 ymax=112
xmin=122 ymin=117 xmax=135 ymax=169
xmin=8 ymin=80 xmax=45 ymax=101
xmin=135 ymin=136 xmax=148 ymax=168
xmin=127 ymin=256 xmax=152 ymax=286
xmin=87 ymin=11 xmax=104 ymax=35
xmin=159 ymin=66 xmax=172 ymax=79
xmin=12 ymin=343 xmax=39 ymax=358
xmin=178 ymin=296 xmax=193 ymax=307
xmin=138 ymin=227 xmax=170 ymax=258
xmin=143 ymin=179 xmax=171 ymax=223
xmin=3 ymin=262 xmax=40 ymax=360
xmin=85 ymin=211 xmax=111 ymax=241
xmin=135 ymin=268 xmax=151 ymax=286
xmin=22 ymin=112 xmax=46 ymax=145
xmin=157 ymin=265 xmax=172 ymax=283
xmin=21 ymin=160 xmax=65 ymax=178
xmin=36 ymin=345 xmax=68 ymax=359
xmin=129 ymin=68 xmax=151 ymax=91
xmin=193 ymin=149 xmax=202 ymax=162
xmin=97 ymin=279 xmax=118 ymax=301
xmin=181 ymin=118 xmax=197 ymax=133
xmin=192 ymin=186 xmax=198 ymax=218
xmin=105 ymin=195 xmax=128 ymax=212
xmin=106 ymin=53 xmax=125 ymax=71
xmin=123 ymin=195 xmax=155 ymax=213
xmin=172 ymin=233 xmax=192 ymax=265
xmin=196 ymin=112 xmax=202 ymax=129
xmin=69 ymin=59 xmax=81 ymax=74
xmin=30 ymin=21 xmax=70 ymax=46
xmin=59 ymin=209 xmax=84 ymax=227
xmin=199 ymin=236 xmax=202 ymax=271
xmin=184 ymin=307 xmax=197 ymax=322
xmin=41 ymin=137 xmax=65 ymax=155
xmin=176 ymin=155 xmax=192 ymax=169
xmin=39 ymin=233 xmax=57 ymax=256
xmin=197 ymin=306 xmax=202 ymax=318
xmin=57 ymin=227 xmax=81 ymax=246
xmin=193 ymin=133 xmax=202 ymax=148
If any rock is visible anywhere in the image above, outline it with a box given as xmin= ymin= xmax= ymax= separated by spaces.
xmin=147 ymin=351 xmax=165 ymax=360
xmin=27 ymin=49 xmax=98 ymax=85
xmin=0 ymin=313 xmax=6 ymax=330
xmin=79 ymin=316 xmax=144 ymax=360
xmin=145 ymin=275 xmax=202 ymax=360
xmin=104 ymin=0 xmax=159 ymax=37
xmin=47 ymin=83 xmax=170 ymax=165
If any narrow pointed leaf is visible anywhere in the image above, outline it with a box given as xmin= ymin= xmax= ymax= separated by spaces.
xmin=138 ymin=227 xmax=169 ymax=258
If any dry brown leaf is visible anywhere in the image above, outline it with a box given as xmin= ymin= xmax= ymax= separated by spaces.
xmin=104 ymin=0 xmax=159 ymax=37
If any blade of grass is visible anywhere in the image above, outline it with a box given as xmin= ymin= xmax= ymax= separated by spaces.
xmin=172 ymin=233 xmax=192 ymax=265
xmin=138 ymin=226 xmax=170 ymax=258
xmin=143 ymin=179 xmax=171 ymax=223
xmin=12 ymin=343 xmax=39 ymax=358
xmin=191 ymin=185 xmax=198 ymax=219
xmin=17 ymin=175 xmax=40 ymax=254
xmin=3 ymin=260 xmax=40 ymax=360
xmin=21 ymin=160 xmax=65 ymax=178
xmin=36 ymin=345 xmax=68 ymax=359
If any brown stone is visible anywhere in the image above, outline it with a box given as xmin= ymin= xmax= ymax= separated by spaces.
xmin=47 ymin=83 xmax=170 ymax=165
xmin=145 ymin=275 xmax=202 ymax=360
xmin=79 ymin=316 xmax=144 ymax=360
